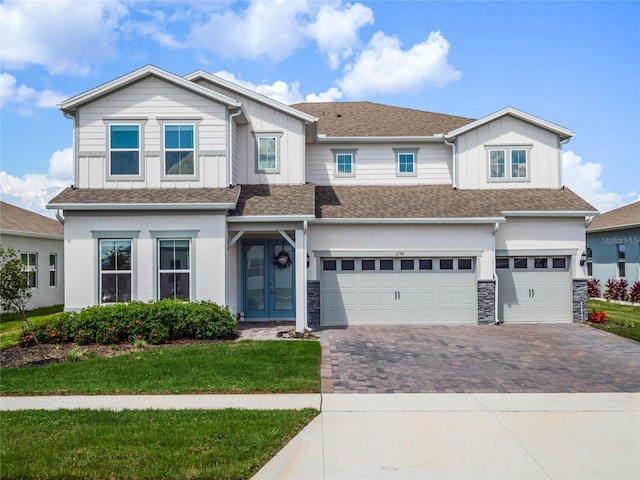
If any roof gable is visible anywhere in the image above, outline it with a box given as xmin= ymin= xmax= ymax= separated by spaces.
xmin=446 ymin=107 xmax=574 ymax=140
xmin=291 ymin=101 xmax=475 ymax=138
xmin=185 ymin=70 xmax=316 ymax=123
xmin=60 ymin=65 xmax=241 ymax=114
xmin=587 ymin=200 xmax=640 ymax=232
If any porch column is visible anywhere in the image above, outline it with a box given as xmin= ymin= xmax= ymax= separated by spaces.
xmin=295 ymin=227 xmax=307 ymax=332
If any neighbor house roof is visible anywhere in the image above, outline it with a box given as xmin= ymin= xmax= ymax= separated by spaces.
xmin=47 ymin=187 xmax=240 ymax=210
xmin=586 ymin=200 xmax=640 ymax=232
xmin=290 ymin=101 xmax=475 ymax=138
xmin=0 ymin=201 xmax=63 ymax=237
xmin=59 ymin=65 xmax=241 ymax=114
xmin=230 ymin=184 xmax=316 ymax=218
xmin=315 ymin=186 xmax=596 ymax=220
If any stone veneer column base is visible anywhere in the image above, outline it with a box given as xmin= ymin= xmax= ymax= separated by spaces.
xmin=307 ymin=280 xmax=320 ymax=328
xmin=572 ymin=279 xmax=588 ymax=323
xmin=477 ymin=280 xmax=496 ymax=325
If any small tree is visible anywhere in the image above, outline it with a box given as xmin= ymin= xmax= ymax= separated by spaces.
xmin=0 ymin=245 xmax=40 ymax=347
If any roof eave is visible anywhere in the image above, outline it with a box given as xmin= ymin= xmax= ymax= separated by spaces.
xmin=227 ymin=215 xmax=316 ymax=222
xmin=314 ymin=135 xmax=445 ymax=143
xmin=46 ymin=203 xmax=237 ymax=211
xmin=0 ymin=229 xmax=63 ymax=241
xmin=501 ymin=210 xmax=597 ymax=217
xmin=184 ymin=70 xmax=318 ymax=123
xmin=311 ymin=217 xmax=506 ymax=224
xmin=586 ymin=223 xmax=640 ymax=233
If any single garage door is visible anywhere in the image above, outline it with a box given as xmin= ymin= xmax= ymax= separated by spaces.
xmin=321 ymin=257 xmax=477 ymax=326
xmin=496 ymin=256 xmax=572 ymax=322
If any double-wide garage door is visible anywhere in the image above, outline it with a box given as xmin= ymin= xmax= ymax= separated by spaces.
xmin=496 ymin=256 xmax=572 ymax=322
xmin=321 ymin=257 xmax=477 ymax=326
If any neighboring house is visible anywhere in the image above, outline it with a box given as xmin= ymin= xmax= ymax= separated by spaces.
xmin=586 ymin=200 xmax=640 ymax=287
xmin=0 ymin=201 xmax=64 ymax=310
xmin=47 ymin=65 xmax=597 ymax=330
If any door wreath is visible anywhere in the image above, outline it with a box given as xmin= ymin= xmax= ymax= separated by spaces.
xmin=273 ymin=250 xmax=292 ymax=269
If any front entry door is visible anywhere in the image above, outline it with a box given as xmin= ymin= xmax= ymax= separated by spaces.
xmin=243 ymin=240 xmax=295 ymax=318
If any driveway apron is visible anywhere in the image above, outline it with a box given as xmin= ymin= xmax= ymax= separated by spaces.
xmin=318 ymin=324 xmax=640 ymax=393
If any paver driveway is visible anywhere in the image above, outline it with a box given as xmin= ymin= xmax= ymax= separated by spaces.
xmin=318 ymin=324 xmax=640 ymax=393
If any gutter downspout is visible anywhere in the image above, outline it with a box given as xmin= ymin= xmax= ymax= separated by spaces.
xmin=55 ymin=210 xmax=65 ymax=224
xmin=62 ymin=110 xmax=78 ymax=187
xmin=228 ymin=108 xmax=243 ymax=187
xmin=558 ymin=137 xmax=571 ymax=187
xmin=492 ymin=222 xmax=501 ymax=324
xmin=443 ymin=136 xmax=457 ymax=189
xmin=303 ymin=220 xmax=309 ymax=331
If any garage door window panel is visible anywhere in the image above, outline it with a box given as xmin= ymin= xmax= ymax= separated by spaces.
xmin=419 ymin=259 xmax=433 ymax=270
xmin=362 ymin=259 xmax=375 ymax=271
xmin=401 ymin=259 xmax=415 ymax=270
xmin=440 ymin=259 xmax=454 ymax=270
xmin=380 ymin=259 xmax=394 ymax=271
xmin=341 ymin=259 xmax=355 ymax=271
xmin=514 ymin=258 xmax=528 ymax=269
xmin=534 ymin=258 xmax=548 ymax=269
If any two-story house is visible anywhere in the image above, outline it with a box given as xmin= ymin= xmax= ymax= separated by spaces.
xmin=48 ymin=65 xmax=597 ymax=330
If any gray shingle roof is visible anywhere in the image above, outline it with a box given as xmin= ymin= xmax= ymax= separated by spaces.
xmin=587 ymin=200 xmax=640 ymax=231
xmin=231 ymin=184 xmax=316 ymax=217
xmin=0 ymin=201 xmax=63 ymax=237
xmin=48 ymin=187 xmax=240 ymax=207
xmin=290 ymin=101 xmax=475 ymax=137
xmin=315 ymin=185 xmax=597 ymax=219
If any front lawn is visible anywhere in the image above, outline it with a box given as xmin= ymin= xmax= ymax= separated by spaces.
xmin=0 ymin=340 xmax=321 ymax=395
xmin=587 ymin=299 xmax=640 ymax=342
xmin=0 ymin=408 xmax=318 ymax=480
xmin=0 ymin=305 xmax=63 ymax=350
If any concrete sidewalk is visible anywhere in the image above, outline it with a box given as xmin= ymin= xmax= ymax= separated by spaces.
xmin=254 ymin=392 xmax=640 ymax=480
xmin=2 ymin=392 xmax=638 ymax=479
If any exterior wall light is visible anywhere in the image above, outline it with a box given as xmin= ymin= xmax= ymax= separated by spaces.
xmin=579 ymin=251 xmax=587 ymax=266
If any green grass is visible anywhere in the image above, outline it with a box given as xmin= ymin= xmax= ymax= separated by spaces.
xmin=0 ymin=304 xmax=63 ymax=350
xmin=0 ymin=340 xmax=321 ymax=395
xmin=0 ymin=408 xmax=318 ymax=480
xmin=587 ymin=299 xmax=640 ymax=341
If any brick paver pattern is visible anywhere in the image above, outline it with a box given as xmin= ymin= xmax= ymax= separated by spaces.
xmin=318 ymin=324 xmax=640 ymax=394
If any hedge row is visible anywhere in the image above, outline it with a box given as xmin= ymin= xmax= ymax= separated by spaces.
xmin=20 ymin=299 xmax=237 ymax=347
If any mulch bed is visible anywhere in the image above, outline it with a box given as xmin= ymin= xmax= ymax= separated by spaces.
xmin=0 ymin=336 xmax=239 ymax=369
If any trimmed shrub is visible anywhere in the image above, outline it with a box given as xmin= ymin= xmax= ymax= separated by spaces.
xmin=587 ymin=278 xmax=601 ymax=298
xmin=19 ymin=299 xmax=237 ymax=348
xmin=604 ymin=278 xmax=629 ymax=301
xmin=630 ymin=281 xmax=640 ymax=304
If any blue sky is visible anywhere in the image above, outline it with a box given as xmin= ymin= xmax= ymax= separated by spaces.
xmin=1 ymin=0 xmax=639 ymax=217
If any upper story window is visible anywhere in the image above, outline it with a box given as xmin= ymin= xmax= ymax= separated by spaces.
xmin=487 ymin=146 xmax=531 ymax=182
xmin=21 ymin=253 xmax=37 ymax=288
xmin=164 ymin=124 xmax=195 ymax=175
xmin=332 ymin=149 xmax=357 ymax=177
xmin=394 ymin=148 xmax=419 ymax=177
xmin=257 ymin=136 xmax=277 ymax=171
xmin=109 ymin=124 xmax=140 ymax=176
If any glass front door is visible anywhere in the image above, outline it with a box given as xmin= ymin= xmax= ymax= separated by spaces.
xmin=243 ymin=240 xmax=295 ymax=318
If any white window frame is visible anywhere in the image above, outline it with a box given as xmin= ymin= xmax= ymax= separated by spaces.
xmin=617 ymin=244 xmax=626 ymax=278
xmin=254 ymin=131 xmax=282 ymax=173
xmin=99 ymin=239 xmax=133 ymax=304
xmin=21 ymin=252 xmax=37 ymax=288
xmin=332 ymin=148 xmax=357 ymax=178
xmin=49 ymin=254 xmax=57 ymax=287
xmin=105 ymin=120 xmax=146 ymax=180
xmin=486 ymin=145 xmax=531 ymax=182
xmin=160 ymin=121 xmax=199 ymax=180
xmin=394 ymin=148 xmax=419 ymax=177
xmin=157 ymin=238 xmax=192 ymax=300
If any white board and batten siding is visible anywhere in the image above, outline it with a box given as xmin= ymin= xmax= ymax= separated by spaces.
xmin=456 ymin=115 xmax=562 ymax=189
xmin=76 ymin=76 xmax=229 ymax=189
xmin=194 ymin=79 xmax=307 ymax=185
xmin=305 ymin=143 xmax=453 ymax=186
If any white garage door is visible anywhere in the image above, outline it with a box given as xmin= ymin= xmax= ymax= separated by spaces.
xmin=321 ymin=257 xmax=477 ymax=326
xmin=496 ymin=256 xmax=572 ymax=322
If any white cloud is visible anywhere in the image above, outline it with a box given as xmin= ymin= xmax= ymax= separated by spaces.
xmin=338 ymin=31 xmax=462 ymax=98
xmin=306 ymin=2 xmax=374 ymax=69
xmin=188 ymin=0 xmax=310 ymax=63
xmin=214 ymin=70 xmax=342 ymax=104
xmin=0 ymin=147 xmax=73 ymax=217
xmin=0 ymin=73 xmax=66 ymax=112
xmin=0 ymin=0 xmax=127 ymax=75
xmin=562 ymin=150 xmax=636 ymax=213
